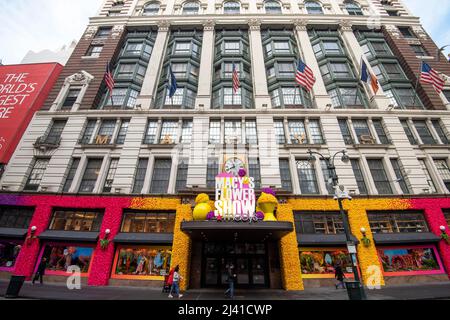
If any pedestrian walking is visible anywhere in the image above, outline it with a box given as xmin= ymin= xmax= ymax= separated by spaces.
xmin=168 ymin=265 xmax=183 ymax=299
xmin=334 ymin=260 xmax=346 ymax=290
xmin=32 ymin=257 xmax=47 ymax=285
xmin=225 ymin=264 xmax=237 ymax=299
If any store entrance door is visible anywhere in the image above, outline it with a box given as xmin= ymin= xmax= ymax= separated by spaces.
xmin=201 ymin=242 xmax=269 ymax=289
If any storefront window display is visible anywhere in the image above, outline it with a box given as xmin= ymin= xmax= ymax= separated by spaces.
xmin=0 ymin=240 xmax=22 ymax=271
xmin=299 ymin=248 xmax=353 ymax=278
xmin=112 ymin=246 xmax=172 ymax=280
xmin=38 ymin=244 xmax=94 ymax=276
xmin=378 ymin=246 xmax=445 ymax=275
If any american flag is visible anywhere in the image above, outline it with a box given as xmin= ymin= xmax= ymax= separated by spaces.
xmin=296 ymin=60 xmax=316 ymax=92
xmin=232 ymin=63 xmax=240 ymax=94
xmin=104 ymin=62 xmax=115 ymax=94
xmin=420 ymin=62 xmax=445 ymax=94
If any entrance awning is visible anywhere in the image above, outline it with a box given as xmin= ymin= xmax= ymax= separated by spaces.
xmin=297 ymin=234 xmax=359 ymax=246
xmin=181 ymin=221 xmax=294 ymax=242
xmin=373 ymin=232 xmax=440 ymax=245
xmin=113 ymin=233 xmax=173 ymax=244
xmin=38 ymin=230 xmax=99 ymax=243
xmin=0 ymin=228 xmax=28 ymax=239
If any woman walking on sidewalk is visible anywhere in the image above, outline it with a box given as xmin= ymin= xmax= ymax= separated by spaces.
xmin=168 ymin=265 xmax=183 ymax=299
xmin=32 ymin=257 xmax=47 ymax=285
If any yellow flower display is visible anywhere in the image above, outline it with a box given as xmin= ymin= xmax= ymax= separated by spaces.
xmin=277 ymin=204 xmax=304 ymax=291
xmin=257 ymin=192 xmax=279 ymax=222
xmin=171 ymin=204 xmax=193 ymax=291
xmin=193 ymin=193 xmax=212 ymax=221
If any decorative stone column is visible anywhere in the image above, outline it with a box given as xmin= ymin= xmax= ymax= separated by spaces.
xmin=293 ymin=19 xmax=332 ymax=109
xmin=248 ymin=19 xmax=272 ymax=110
xmin=136 ymin=20 xmax=171 ymax=109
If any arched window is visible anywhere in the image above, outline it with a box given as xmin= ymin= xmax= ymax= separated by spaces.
xmin=224 ymin=1 xmax=240 ymax=14
xmin=345 ymin=2 xmax=363 ymax=15
xmin=182 ymin=1 xmax=200 ymax=15
xmin=143 ymin=1 xmax=160 ymax=15
xmin=305 ymin=1 xmax=324 ymax=15
xmin=265 ymin=0 xmax=282 ymax=14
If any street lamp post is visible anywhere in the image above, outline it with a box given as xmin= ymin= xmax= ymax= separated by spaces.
xmin=302 ymin=149 xmax=367 ymax=300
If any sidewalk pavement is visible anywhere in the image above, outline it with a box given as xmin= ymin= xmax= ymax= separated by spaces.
xmin=1 ymin=280 xmax=450 ymax=300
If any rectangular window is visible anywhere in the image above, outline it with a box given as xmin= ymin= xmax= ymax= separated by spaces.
xmin=207 ymin=158 xmax=219 ymax=188
xmin=116 ymin=120 xmax=129 ymax=145
xmin=288 ymin=120 xmax=307 ymax=144
xmin=367 ymin=159 xmax=393 ymax=195
xmin=103 ymin=158 xmax=119 ymax=193
xmin=224 ymin=120 xmax=242 ymax=144
xmin=410 ymin=44 xmax=427 ymax=56
xmin=308 ymin=120 xmax=325 ymax=144
xmin=323 ymin=41 xmax=341 ymax=54
xmin=400 ymin=120 xmax=417 ymax=145
xmin=245 ymin=120 xmax=258 ymax=144
xmin=353 ymin=119 xmax=374 ymax=144
xmin=0 ymin=239 xmax=23 ymax=269
xmin=368 ymin=211 xmax=429 ymax=233
xmin=209 ymin=120 xmax=221 ymax=144
xmin=78 ymin=158 xmax=103 ymax=193
xmin=171 ymin=62 xmax=188 ymax=78
xmin=299 ymin=248 xmax=352 ymax=276
xmin=296 ymin=160 xmax=319 ymax=194
xmin=377 ymin=246 xmax=442 ymax=274
xmin=49 ymin=209 xmax=104 ymax=232
xmin=419 ymin=159 xmax=437 ymax=193
xmin=24 ymin=158 xmax=50 ymax=191
xmin=294 ymin=212 xmax=344 ymax=234
xmin=80 ymin=120 xmax=97 ymax=144
xmin=383 ymin=63 xmax=404 ymax=79
xmin=143 ymin=120 xmax=158 ymax=144
xmin=279 ymin=159 xmax=292 ymax=192
xmin=120 ymin=211 xmax=175 ymax=233
xmin=274 ymin=120 xmax=286 ymax=144
xmin=351 ymin=159 xmax=368 ymax=195
xmin=62 ymin=158 xmax=80 ymax=193
xmin=86 ymin=45 xmax=103 ymax=57
xmin=433 ymin=159 xmax=450 ymax=192
xmin=338 ymin=119 xmax=354 ymax=145
xmin=414 ymin=120 xmax=436 ymax=145
xmin=174 ymin=42 xmax=191 ymax=55
xmin=181 ymin=120 xmax=193 ymax=144
xmin=249 ymin=158 xmax=261 ymax=190
xmin=0 ymin=206 xmax=34 ymax=229
xmin=39 ymin=244 xmax=94 ymax=274
xmin=372 ymin=119 xmax=390 ymax=144
xmin=224 ymin=41 xmax=240 ymax=54
xmin=45 ymin=120 xmax=67 ymax=145
xmin=132 ymin=158 xmax=149 ymax=194
xmin=320 ymin=160 xmax=335 ymax=195
xmin=175 ymin=160 xmax=189 ymax=192
xmin=431 ymin=120 xmax=449 ymax=144
xmin=150 ymin=159 xmax=172 ymax=194
xmin=390 ymin=159 xmax=411 ymax=194
xmin=330 ymin=62 xmax=351 ymax=78
xmin=96 ymin=119 xmax=116 ymax=144
xmin=273 ymin=41 xmax=290 ymax=53
xmin=159 ymin=121 xmax=178 ymax=144
xmin=398 ymin=27 xmax=415 ymax=38
xmin=62 ymin=89 xmax=80 ymax=109
xmin=371 ymin=41 xmax=390 ymax=55
xmin=223 ymin=88 xmax=242 ymax=106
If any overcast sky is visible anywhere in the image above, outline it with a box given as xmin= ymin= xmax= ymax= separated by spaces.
xmin=0 ymin=0 xmax=449 ymax=65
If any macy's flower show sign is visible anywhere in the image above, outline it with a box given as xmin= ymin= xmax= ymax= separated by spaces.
xmin=214 ymin=173 xmax=258 ymax=222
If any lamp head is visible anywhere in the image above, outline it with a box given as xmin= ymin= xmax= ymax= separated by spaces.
xmin=31 ymin=226 xmax=37 ymax=232
xmin=307 ymin=150 xmax=316 ymax=164
xmin=340 ymin=151 xmax=350 ymax=164
xmin=105 ymin=229 xmax=111 ymax=235
xmin=440 ymin=225 xmax=447 ymax=232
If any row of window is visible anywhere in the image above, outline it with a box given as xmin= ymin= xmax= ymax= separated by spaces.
xmin=2 ymin=206 xmax=449 ymax=237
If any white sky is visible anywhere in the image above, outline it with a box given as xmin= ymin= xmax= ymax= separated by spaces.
xmin=0 ymin=0 xmax=449 ymax=65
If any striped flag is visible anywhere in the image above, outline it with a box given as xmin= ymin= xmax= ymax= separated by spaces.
xmin=104 ymin=62 xmax=115 ymax=94
xmin=360 ymin=59 xmax=379 ymax=95
xmin=232 ymin=63 xmax=240 ymax=94
xmin=420 ymin=62 xmax=445 ymax=94
xmin=296 ymin=60 xmax=316 ymax=92
xmin=168 ymin=65 xmax=178 ymax=98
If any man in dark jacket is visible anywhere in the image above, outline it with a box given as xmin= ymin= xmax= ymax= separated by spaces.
xmin=334 ymin=261 xmax=346 ymax=289
xmin=32 ymin=257 xmax=47 ymax=285
xmin=225 ymin=264 xmax=237 ymax=299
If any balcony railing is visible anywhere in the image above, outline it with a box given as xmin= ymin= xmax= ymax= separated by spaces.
xmin=34 ymin=136 xmax=61 ymax=150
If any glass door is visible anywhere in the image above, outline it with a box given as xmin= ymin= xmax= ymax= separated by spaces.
xmin=205 ymin=257 xmax=218 ymax=286
xmin=251 ymin=257 xmax=266 ymax=285
xmin=236 ymin=258 xmax=250 ymax=286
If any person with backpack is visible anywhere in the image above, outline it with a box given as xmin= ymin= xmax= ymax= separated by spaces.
xmin=168 ymin=265 xmax=183 ymax=299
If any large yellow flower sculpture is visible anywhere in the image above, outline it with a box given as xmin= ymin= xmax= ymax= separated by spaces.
xmin=193 ymin=193 xmax=212 ymax=221
xmin=257 ymin=192 xmax=278 ymax=222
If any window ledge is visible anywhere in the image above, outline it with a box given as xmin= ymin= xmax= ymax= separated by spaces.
xmin=81 ymin=56 xmax=100 ymax=60
xmin=284 ymin=143 xmax=324 ymax=149
xmin=418 ymin=144 xmax=450 ymax=149
xmin=143 ymin=143 xmax=176 ymax=149
xmin=79 ymin=144 xmax=119 ymax=149
xmin=352 ymin=143 xmax=393 ymax=149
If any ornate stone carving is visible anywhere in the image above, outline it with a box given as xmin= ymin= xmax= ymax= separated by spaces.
xmin=248 ymin=19 xmax=261 ymax=31
xmin=385 ymin=25 xmax=401 ymax=39
xmin=157 ymin=20 xmax=171 ymax=32
xmin=293 ymin=19 xmax=308 ymax=31
xmin=111 ymin=25 xmax=125 ymax=38
xmin=338 ymin=20 xmax=353 ymax=32
xmin=412 ymin=26 xmax=428 ymax=39
xmin=203 ymin=19 xmax=215 ymax=31
xmin=84 ymin=26 xmax=98 ymax=40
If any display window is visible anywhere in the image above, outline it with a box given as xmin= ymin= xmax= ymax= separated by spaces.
xmin=299 ymin=248 xmax=354 ymax=279
xmin=36 ymin=243 xmax=95 ymax=276
xmin=377 ymin=245 xmax=445 ymax=276
xmin=111 ymin=245 xmax=172 ymax=280
xmin=0 ymin=240 xmax=23 ymax=271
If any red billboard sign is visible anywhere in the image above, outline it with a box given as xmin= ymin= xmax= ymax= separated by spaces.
xmin=0 ymin=63 xmax=62 ymax=164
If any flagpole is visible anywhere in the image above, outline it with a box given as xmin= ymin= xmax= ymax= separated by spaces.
xmin=411 ymin=59 xmax=423 ymax=108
